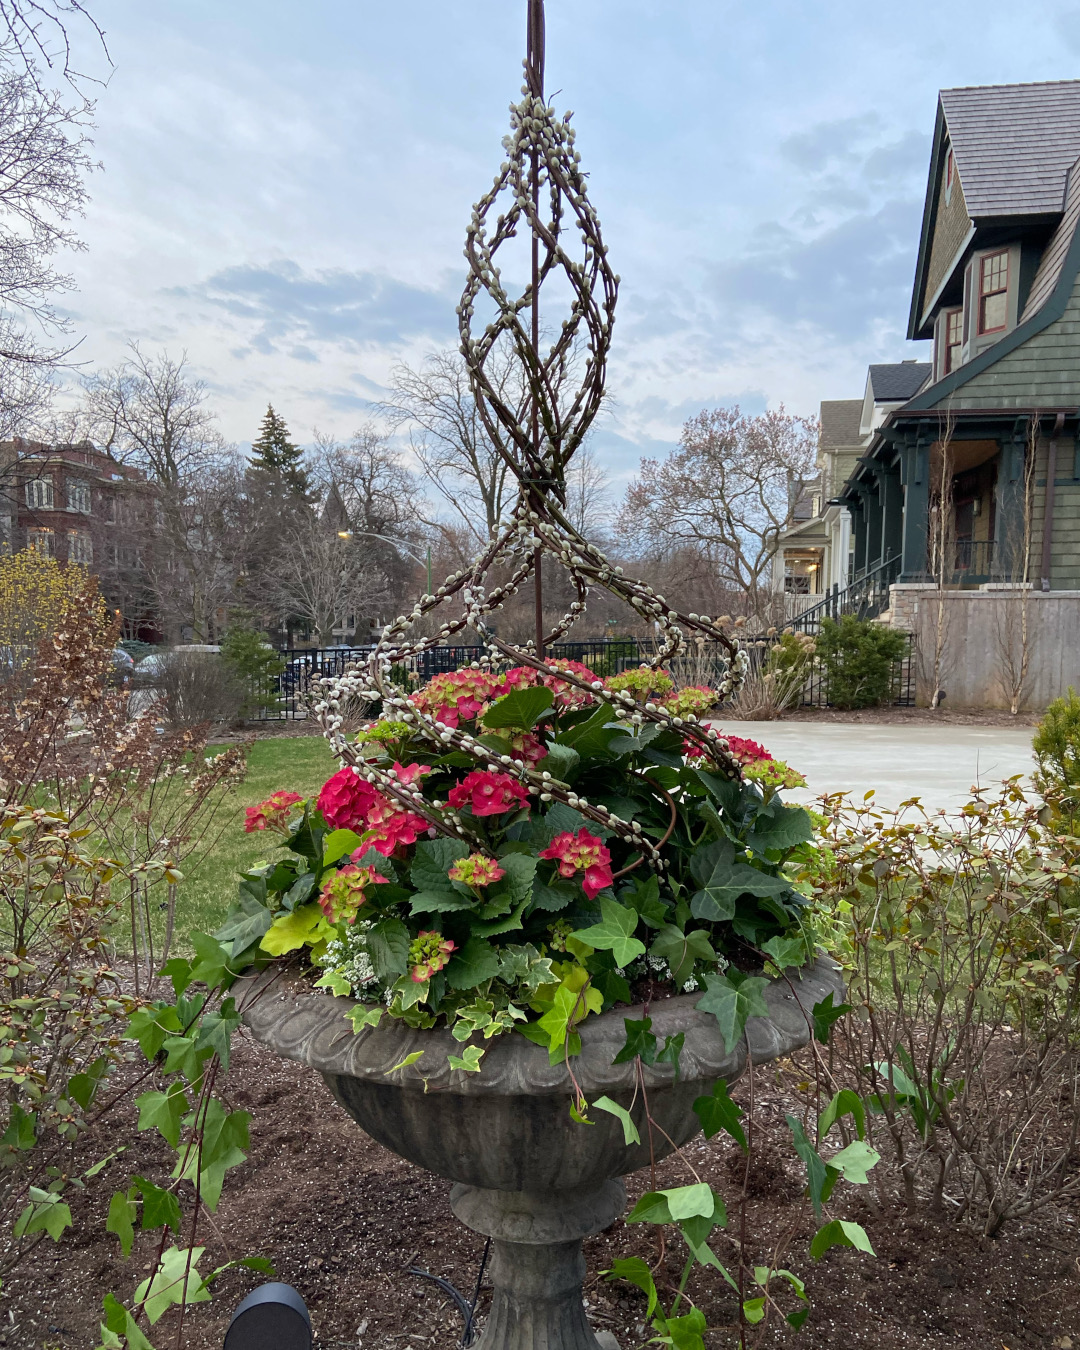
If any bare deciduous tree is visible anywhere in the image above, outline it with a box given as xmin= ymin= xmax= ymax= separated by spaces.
xmin=384 ymin=349 xmax=517 ymax=547
xmin=992 ymin=420 xmax=1038 ymax=714
xmin=564 ymin=440 xmax=610 ymax=541
xmin=257 ymin=513 xmax=390 ymax=647
xmin=623 ymin=404 xmax=818 ymax=615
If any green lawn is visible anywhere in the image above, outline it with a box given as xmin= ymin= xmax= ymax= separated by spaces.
xmin=169 ymin=736 xmax=338 ymax=945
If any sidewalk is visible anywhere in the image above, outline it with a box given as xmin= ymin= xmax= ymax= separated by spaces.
xmin=714 ymin=721 xmax=1036 ymax=813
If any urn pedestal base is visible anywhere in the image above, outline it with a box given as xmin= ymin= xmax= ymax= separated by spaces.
xmin=449 ymin=1180 xmax=626 ymax=1350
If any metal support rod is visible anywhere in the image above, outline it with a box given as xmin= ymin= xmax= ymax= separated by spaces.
xmin=528 ymin=0 xmax=545 ymax=657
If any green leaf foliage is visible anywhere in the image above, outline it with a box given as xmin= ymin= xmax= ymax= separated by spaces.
xmin=810 ymin=1219 xmax=875 ymax=1260
xmin=592 ymin=1095 xmax=641 ymax=1145
xmin=811 ymin=992 xmax=852 ymax=1044
xmin=134 ymin=1245 xmax=211 ymax=1324
xmin=366 ymin=917 xmax=411 ymax=981
xmin=482 ymin=685 xmax=554 ymax=730
xmin=571 ymin=899 xmax=646 ymax=967
xmin=410 ymin=838 xmax=469 ymax=892
xmin=786 ymin=1114 xmax=828 ymax=1218
xmin=693 ymin=1078 xmax=747 ymax=1151
xmin=695 ymin=970 xmax=770 ymax=1053
xmin=445 ymin=937 xmax=502 ymax=990
xmin=650 ymin=924 xmax=715 ymax=988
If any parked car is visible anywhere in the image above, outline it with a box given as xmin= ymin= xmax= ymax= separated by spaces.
xmin=110 ymin=648 xmax=135 ymax=688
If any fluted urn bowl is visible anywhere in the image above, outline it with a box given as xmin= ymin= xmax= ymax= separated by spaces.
xmin=237 ymin=958 xmax=842 ymax=1350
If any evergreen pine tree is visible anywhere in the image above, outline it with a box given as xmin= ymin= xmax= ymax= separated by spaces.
xmin=248 ymin=404 xmax=311 ymax=498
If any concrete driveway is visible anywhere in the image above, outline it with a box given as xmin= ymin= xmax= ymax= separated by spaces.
xmin=714 ymin=721 xmax=1037 ymax=814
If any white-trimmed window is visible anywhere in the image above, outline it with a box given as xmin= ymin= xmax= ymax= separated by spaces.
xmin=67 ymin=478 xmax=91 ymax=514
xmin=945 ymin=307 xmax=963 ymax=373
xmin=944 ymin=147 xmax=955 ymax=205
xmin=978 ymin=250 xmax=1009 ymax=335
xmin=25 ymin=476 xmax=53 ymax=510
xmin=26 ymin=528 xmax=52 ymax=555
xmin=67 ymin=530 xmax=93 ymax=564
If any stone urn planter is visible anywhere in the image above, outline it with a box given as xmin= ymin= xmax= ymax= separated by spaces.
xmin=237 ymin=958 xmax=842 ymax=1350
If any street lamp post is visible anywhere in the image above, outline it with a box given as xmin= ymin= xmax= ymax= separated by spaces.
xmin=337 ymin=530 xmax=433 ymax=597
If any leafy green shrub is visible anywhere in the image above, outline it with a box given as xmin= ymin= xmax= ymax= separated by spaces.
xmin=1033 ymin=686 xmax=1080 ymax=808
xmin=817 ymin=615 xmax=907 ymax=709
xmin=798 ymin=779 xmax=1080 ymax=1235
xmin=221 ymin=614 xmax=286 ymax=719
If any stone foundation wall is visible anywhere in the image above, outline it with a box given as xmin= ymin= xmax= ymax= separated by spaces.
xmin=887 ymin=584 xmax=1080 ymax=710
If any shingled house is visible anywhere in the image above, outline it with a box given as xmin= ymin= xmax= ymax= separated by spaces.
xmin=838 ymin=80 xmax=1080 ymax=594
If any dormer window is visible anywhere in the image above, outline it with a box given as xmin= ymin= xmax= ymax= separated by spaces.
xmin=978 ymin=250 xmax=1009 ymax=334
xmin=945 ymin=308 xmax=963 ymax=373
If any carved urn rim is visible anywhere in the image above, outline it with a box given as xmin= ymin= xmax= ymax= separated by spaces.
xmin=236 ymin=956 xmax=843 ymax=1097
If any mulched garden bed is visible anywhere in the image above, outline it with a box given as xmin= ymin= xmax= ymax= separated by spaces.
xmin=4 ymin=1033 xmax=1077 ymax=1350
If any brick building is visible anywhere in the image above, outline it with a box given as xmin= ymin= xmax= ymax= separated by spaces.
xmin=1 ymin=439 xmax=159 ymax=637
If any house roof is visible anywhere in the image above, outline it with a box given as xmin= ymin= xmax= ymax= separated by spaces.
xmin=941 ymin=80 xmax=1080 ymax=220
xmin=867 ymin=363 xmax=932 ymax=401
xmin=819 ymin=399 xmax=863 ymax=448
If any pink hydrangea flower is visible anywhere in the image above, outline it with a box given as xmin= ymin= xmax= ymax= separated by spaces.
xmin=413 ymin=669 xmax=502 ymax=728
xmin=722 ymin=735 xmax=774 ymax=766
xmin=448 ymin=853 xmax=506 ymax=888
xmin=357 ymin=797 xmax=429 ymax=857
xmin=392 ymin=761 xmax=432 ymax=786
xmin=318 ymin=863 xmax=388 ymax=924
xmin=317 ymin=768 xmax=379 ymax=831
xmin=447 ymin=770 xmax=529 ymax=817
xmin=244 ymin=790 xmax=304 ymax=834
xmin=409 ymin=930 xmax=456 ymax=983
xmin=539 ymin=827 xmax=614 ymax=899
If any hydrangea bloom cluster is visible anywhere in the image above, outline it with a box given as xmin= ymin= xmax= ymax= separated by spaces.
xmin=409 ymin=930 xmax=456 ymax=983
xmin=723 ymin=735 xmax=773 ymax=766
xmin=244 ymin=790 xmax=304 ymax=834
xmin=504 ymin=659 xmax=598 ymax=710
xmin=663 ymin=685 xmax=716 ymax=718
xmin=448 ymin=770 xmax=529 ymax=817
xmin=604 ymin=666 xmax=675 ymax=701
xmin=318 ymin=863 xmax=388 ymax=924
xmin=317 ymin=765 xmax=429 ymax=856
xmin=448 ymin=853 xmax=506 ymax=888
xmin=539 ymin=828 xmax=614 ymax=899
xmin=413 ymin=668 xmax=503 ymax=728
xmin=317 ymin=768 xmax=378 ymax=831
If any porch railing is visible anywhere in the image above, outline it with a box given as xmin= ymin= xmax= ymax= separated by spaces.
xmin=785 ymin=554 xmax=902 ymax=635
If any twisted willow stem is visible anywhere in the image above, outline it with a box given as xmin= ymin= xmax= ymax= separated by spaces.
xmin=314 ymin=0 xmax=748 ymax=884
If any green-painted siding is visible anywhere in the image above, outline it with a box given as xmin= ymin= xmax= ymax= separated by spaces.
xmin=943 ymin=267 xmax=1080 ymax=409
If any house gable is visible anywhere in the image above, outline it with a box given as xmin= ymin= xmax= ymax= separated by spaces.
xmin=922 ymin=146 xmax=972 ymax=328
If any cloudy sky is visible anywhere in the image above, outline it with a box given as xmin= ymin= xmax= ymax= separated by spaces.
xmin=49 ymin=0 xmax=1080 ymax=480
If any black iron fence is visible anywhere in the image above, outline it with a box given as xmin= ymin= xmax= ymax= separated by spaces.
xmin=259 ymin=632 xmax=914 ymax=720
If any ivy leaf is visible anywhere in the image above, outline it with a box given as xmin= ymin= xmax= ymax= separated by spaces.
xmin=187 ymin=932 xmax=235 ymax=992
xmin=100 ymin=1294 xmax=155 ymax=1350
xmin=135 ymin=1085 xmax=189 ymax=1148
xmin=482 ymin=685 xmax=554 ymax=730
xmin=811 ymin=992 xmax=852 ymax=1045
xmin=650 ymin=925 xmax=715 ymax=989
xmin=347 ymin=1005 xmax=383 ymax=1033
xmin=787 ymin=1114 xmax=829 ymax=1219
xmin=809 ymin=1219 xmax=875 ymax=1260
xmin=322 ymin=828 xmax=366 ymax=866
xmin=258 ymin=903 xmax=331 ymax=957
xmin=410 ymin=838 xmax=470 ymax=892
xmin=133 ymin=1177 xmax=182 ymax=1233
xmin=620 ymin=874 xmax=668 ymax=928
xmin=107 ymin=1190 xmax=136 ymax=1256
xmin=280 ymin=871 xmax=318 ymax=913
xmin=536 ymin=969 xmax=603 ymax=1061
xmin=365 ymin=917 xmax=411 ymax=981
xmin=592 ymin=1095 xmax=641 ymax=1146
xmin=447 ymin=1045 xmax=485 ymax=1073
xmin=134 ymin=1246 xmax=211 ymax=1324
xmin=662 ymin=1309 xmax=708 ymax=1350
xmin=126 ymin=1003 xmax=182 ymax=1061
xmin=14 ymin=1188 xmax=72 ymax=1241
xmin=657 ymin=1032 xmax=685 ymax=1078
xmin=591 ymin=967 xmax=632 ymax=1009
xmin=695 ymin=970 xmax=770 ymax=1053
xmin=761 ymin=933 xmax=808 ymax=972
xmin=826 ymin=1140 xmax=881 ymax=1186
xmin=314 ymin=969 xmax=353 ymax=996
xmin=693 ymin=1078 xmax=747 ymax=1152
xmin=385 ymin=1051 xmax=425 ymax=1075
xmin=445 ymin=937 xmax=502 ymax=990
xmin=818 ymin=1089 xmax=866 ymax=1141
xmin=571 ymin=899 xmax=646 ymax=967
xmin=661 ymin=1182 xmax=716 ymax=1221
xmin=213 ymin=890 xmax=272 ymax=955
xmin=612 ymin=1016 xmax=657 ymax=1065
xmin=746 ymin=800 xmax=814 ymax=853
xmin=604 ymin=1256 xmax=658 ymax=1318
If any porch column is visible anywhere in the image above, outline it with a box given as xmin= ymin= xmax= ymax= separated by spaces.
xmin=898 ymin=432 xmax=929 ymax=580
xmin=863 ymin=475 xmax=884 ymax=569
xmin=994 ymin=420 xmax=1029 ymax=581
xmin=850 ymin=496 xmax=867 ymax=575
xmin=880 ymin=460 xmax=904 ymax=564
